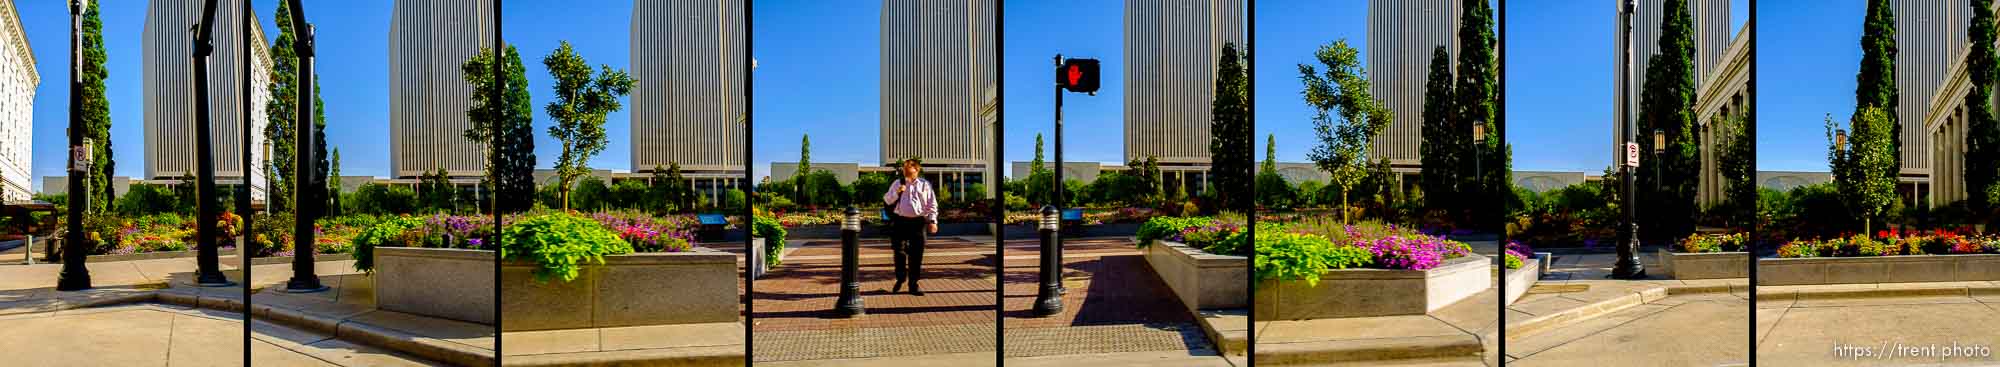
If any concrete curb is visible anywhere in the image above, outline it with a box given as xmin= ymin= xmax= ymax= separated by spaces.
xmin=502 ymin=345 xmax=746 ymax=367
xmin=1497 ymin=282 xmax=1738 ymax=344
xmin=1255 ymin=334 xmax=1483 ymax=364
xmin=335 ymin=318 xmax=496 ymax=367
xmin=1757 ymin=283 xmax=2000 ymax=300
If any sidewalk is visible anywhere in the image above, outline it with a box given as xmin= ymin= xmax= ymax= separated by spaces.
xmin=1756 ymin=280 xmax=2000 ymax=366
xmin=250 ymin=260 xmax=496 ymax=366
xmin=752 ymin=237 xmax=998 ymax=363
xmin=1000 ymin=237 xmax=1237 ymax=366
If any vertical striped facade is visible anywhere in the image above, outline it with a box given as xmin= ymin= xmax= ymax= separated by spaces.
xmin=1366 ymin=0 xmax=1459 ymax=168
xmin=1693 ymin=24 xmax=1749 ymax=207
xmin=1614 ymin=0 xmax=1730 ymax=161
xmin=1894 ymin=0 xmax=1976 ymax=180
xmin=880 ymin=0 xmax=996 ymax=168
xmin=1921 ymin=0 xmax=1997 ymax=207
xmin=1124 ymin=0 xmax=1244 ymax=166
xmin=142 ymin=0 xmax=272 ymax=199
xmin=389 ymin=0 xmax=495 ymax=179
xmin=631 ymin=0 xmax=745 ymax=175
xmin=0 ymin=0 xmax=32 ymax=200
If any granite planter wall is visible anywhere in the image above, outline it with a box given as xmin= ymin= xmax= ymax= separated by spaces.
xmin=1758 ymin=254 xmax=2000 ymax=285
xmin=1254 ymin=255 xmax=1490 ymax=320
xmin=1143 ymin=240 xmax=1248 ymax=311
xmin=501 ymin=249 xmax=739 ymax=331
xmin=1502 ymin=258 xmax=1542 ymax=305
xmin=374 ymin=247 xmax=497 ymax=325
xmin=1659 ymin=249 xmax=1749 ymax=279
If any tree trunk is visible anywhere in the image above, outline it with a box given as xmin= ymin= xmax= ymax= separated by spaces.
xmin=1341 ymin=190 xmax=1351 ymax=224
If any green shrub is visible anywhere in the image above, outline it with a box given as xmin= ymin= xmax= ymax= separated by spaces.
xmin=753 ymin=214 xmax=787 ymax=268
xmin=501 ymin=212 xmax=633 ymax=282
xmin=350 ymin=216 xmax=422 ymax=273
xmin=1254 ymin=223 xmax=1371 ymax=285
xmin=1136 ymin=216 xmax=1213 ymax=247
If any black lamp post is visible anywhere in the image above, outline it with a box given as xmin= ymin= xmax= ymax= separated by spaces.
xmin=1612 ymin=0 xmax=1646 ymax=279
xmin=284 ymin=0 xmax=327 ymax=292
xmin=1653 ymin=128 xmax=1664 ymax=193
xmin=56 ymin=0 xmax=91 ymax=292
xmin=189 ymin=0 xmax=230 ymax=287
xmin=1473 ymin=119 xmax=1485 ymax=229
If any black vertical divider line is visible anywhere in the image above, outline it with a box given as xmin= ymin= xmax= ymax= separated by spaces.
xmin=993 ymin=1 xmax=1006 ymax=365
xmin=1496 ymin=1 xmax=1506 ymax=366
xmin=744 ymin=1 xmax=756 ymax=365
xmin=1244 ymin=0 xmax=1256 ymax=365
xmin=242 ymin=0 xmax=252 ymax=363
xmin=491 ymin=0 xmax=505 ymax=363
xmin=1746 ymin=1 xmax=1757 ymax=365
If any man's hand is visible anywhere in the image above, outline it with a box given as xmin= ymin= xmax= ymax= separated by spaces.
xmin=898 ymin=183 xmax=907 ymax=193
xmin=928 ymin=222 xmax=938 ymax=234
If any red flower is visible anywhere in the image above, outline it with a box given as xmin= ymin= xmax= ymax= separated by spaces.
xmin=1876 ymin=230 xmax=1889 ymax=239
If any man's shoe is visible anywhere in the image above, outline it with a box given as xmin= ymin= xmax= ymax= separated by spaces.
xmin=892 ymin=280 xmax=904 ymax=293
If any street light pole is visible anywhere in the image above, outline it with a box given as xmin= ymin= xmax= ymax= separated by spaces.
xmin=1613 ymin=0 xmax=1646 ymax=279
xmin=1052 ymin=54 xmax=1065 ymax=295
xmin=190 ymin=0 xmax=230 ymax=286
xmin=56 ymin=0 xmax=92 ymax=292
xmin=284 ymin=0 xmax=327 ymax=292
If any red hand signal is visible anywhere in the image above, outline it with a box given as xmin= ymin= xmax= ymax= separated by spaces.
xmin=1066 ymin=65 xmax=1082 ymax=86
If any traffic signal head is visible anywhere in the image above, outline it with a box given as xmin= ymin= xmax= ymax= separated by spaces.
xmin=1057 ymin=58 xmax=1101 ymax=94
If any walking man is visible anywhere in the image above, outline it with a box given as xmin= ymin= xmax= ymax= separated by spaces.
xmin=883 ymin=158 xmax=939 ymax=295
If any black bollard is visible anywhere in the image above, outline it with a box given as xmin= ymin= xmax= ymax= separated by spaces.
xmin=835 ymin=206 xmax=865 ymax=316
xmin=1033 ymin=206 xmax=1063 ymax=316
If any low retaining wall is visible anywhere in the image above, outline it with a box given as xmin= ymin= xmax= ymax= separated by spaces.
xmin=374 ymin=247 xmax=497 ymax=325
xmin=1758 ymin=254 xmax=2000 ymax=285
xmin=1255 ymin=255 xmax=1490 ymax=320
xmin=1143 ymin=240 xmax=1248 ymax=311
xmin=501 ymin=249 xmax=739 ymax=331
xmin=1503 ymin=258 xmax=1542 ymax=305
xmin=1659 ymin=249 xmax=1749 ymax=279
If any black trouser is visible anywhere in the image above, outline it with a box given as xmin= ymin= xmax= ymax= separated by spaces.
xmin=890 ymin=216 xmax=928 ymax=290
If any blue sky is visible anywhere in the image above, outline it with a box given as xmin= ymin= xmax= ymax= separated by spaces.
xmin=1501 ymin=1 xmax=1746 ymax=173
xmin=1756 ymin=0 xmax=1859 ymax=172
xmin=505 ymin=0 xmax=638 ymax=172
xmin=1003 ymin=0 xmax=1123 ymax=178
xmin=1253 ymin=0 xmax=1367 ymax=167
xmin=23 ymin=0 xmax=394 ymax=187
xmin=751 ymin=1 xmax=880 ymax=180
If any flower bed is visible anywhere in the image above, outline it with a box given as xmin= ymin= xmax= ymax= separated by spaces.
xmin=1135 ymin=216 xmax=1249 ymax=311
xmin=1762 ymin=230 xmax=2000 ymax=285
xmin=1659 ymin=233 xmax=1749 ymax=280
xmin=1253 ymin=219 xmax=1488 ymax=319
xmin=1502 ymin=242 xmax=1542 ymax=305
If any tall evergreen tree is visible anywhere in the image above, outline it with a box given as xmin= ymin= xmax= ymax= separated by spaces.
xmin=1965 ymin=1 xmax=1999 ymax=212
xmin=462 ymin=45 xmax=537 ymax=213
xmin=1418 ymin=45 xmax=1459 ymax=215
xmin=541 ymin=41 xmax=634 ymax=211
xmin=327 ymin=148 xmax=341 ymax=216
xmin=797 ymin=135 xmax=812 ymax=206
xmin=265 ymin=0 xmax=329 ymax=214
xmin=1028 ymin=133 xmax=1053 ymax=206
xmin=1257 ymin=135 xmax=1294 ymax=208
xmin=1857 ymin=0 xmax=1901 ymax=182
xmin=1301 ymin=39 xmax=1393 ymax=224
xmin=1836 ymin=108 xmax=1899 ymax=232
xmin=82 ymin=1 xmax=114 ymax=213
xmin=1633 ymin=0 xmax=1701 ymax=243
xmin=1456 ymin=0 xmax=1499 ymax=229
xmin=1210 ymin=43 xmax=1253 ymax=213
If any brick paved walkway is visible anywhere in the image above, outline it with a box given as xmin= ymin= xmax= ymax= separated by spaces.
xmin=751 ymin=237 xmax=1000 ymax=362
xmin=1000 ymin=237 xmax=1216 ymax=359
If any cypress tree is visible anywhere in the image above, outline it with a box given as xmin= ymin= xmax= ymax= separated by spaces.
xmin=1456 ymin=0 xmax=1498 ymax=228
xmin=1210 ymin=43 xmax=1253 ymax=213
xmin=1857 ymin=0 xmax=1901 ymax=182
xmin=1965 ymin=1 xmax=1998 ymax=212
xmin=1419 ymin=45 xmax=1458 ymax=215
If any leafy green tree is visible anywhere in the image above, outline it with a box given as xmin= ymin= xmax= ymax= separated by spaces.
xmin=1301 ymin=39 xmax=1393 ymax=224
xmin=1716 ymin=114 xmax=1756 ymax=228
xmin=570 ymin=176 xmax=612 ymax=212
xmin=418 ymin=168 xmax=457 ymax=213
xmin=1857 ymin=0 xmax=1900 ymax=178
xmin=611 ymin=179 xmax=650 ymax=210
xmin=797 ymin=135 xmax=813 ymax=206
xmin=327 ymin=148 xmax=342 ymax=216
xmin=1966 ymin=1 xmax=1999 ymax=213
xmin=1257 ymin=135 xmax=1295 ymax=208
xmin=1210 ymin=42 xmax=1253 ymax=213
xmin=1633 ymin=0 xmax=1701 ymax=242
xmin=852 ymin=172 xmax=894 ymax=208
xmin=1026 ymin=133 xmax=1054 ymax=206
xmin=1418 ymin=45 xmax=1460 ymax=216
xmin=462 ymin=45 xmax=538 ymax=214
xmin=1457 ymin=0 xmax=1501 ymax=228
xmin=649 ymin=163 xmax=693 ymax=213
xmin=265 ymin=0 xmax=329 ymax=214
xmin=1834 ymin=108 xmax=1899 ymax=233
xmin=541 ymin=41 xmax=634 ymax=211
xmin=81 ymin=1 xmax=114 ymax=213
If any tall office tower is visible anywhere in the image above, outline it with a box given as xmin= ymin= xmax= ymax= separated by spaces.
xmin=1613 ymin=0 xmax=1731 ymax=162
xmin=0 ymin=0 xmax=33 ymax=201
xmin=880 ymin=0 xmax=997 ymax=190
xmin=390 ymin=0 xmax=496 ymax=179
xmin=1893 ymin=0 xmax=1979 ymax=185
xmin=143 ymin=0 xmax=272 ymax=199
xmin=631 ymin=0 xmax=746 ymax=192
xmin=1124 ymin=0 xmax=1244 ymax=167
xmin=1367 ymin=0 xmax=1459 ymax=170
